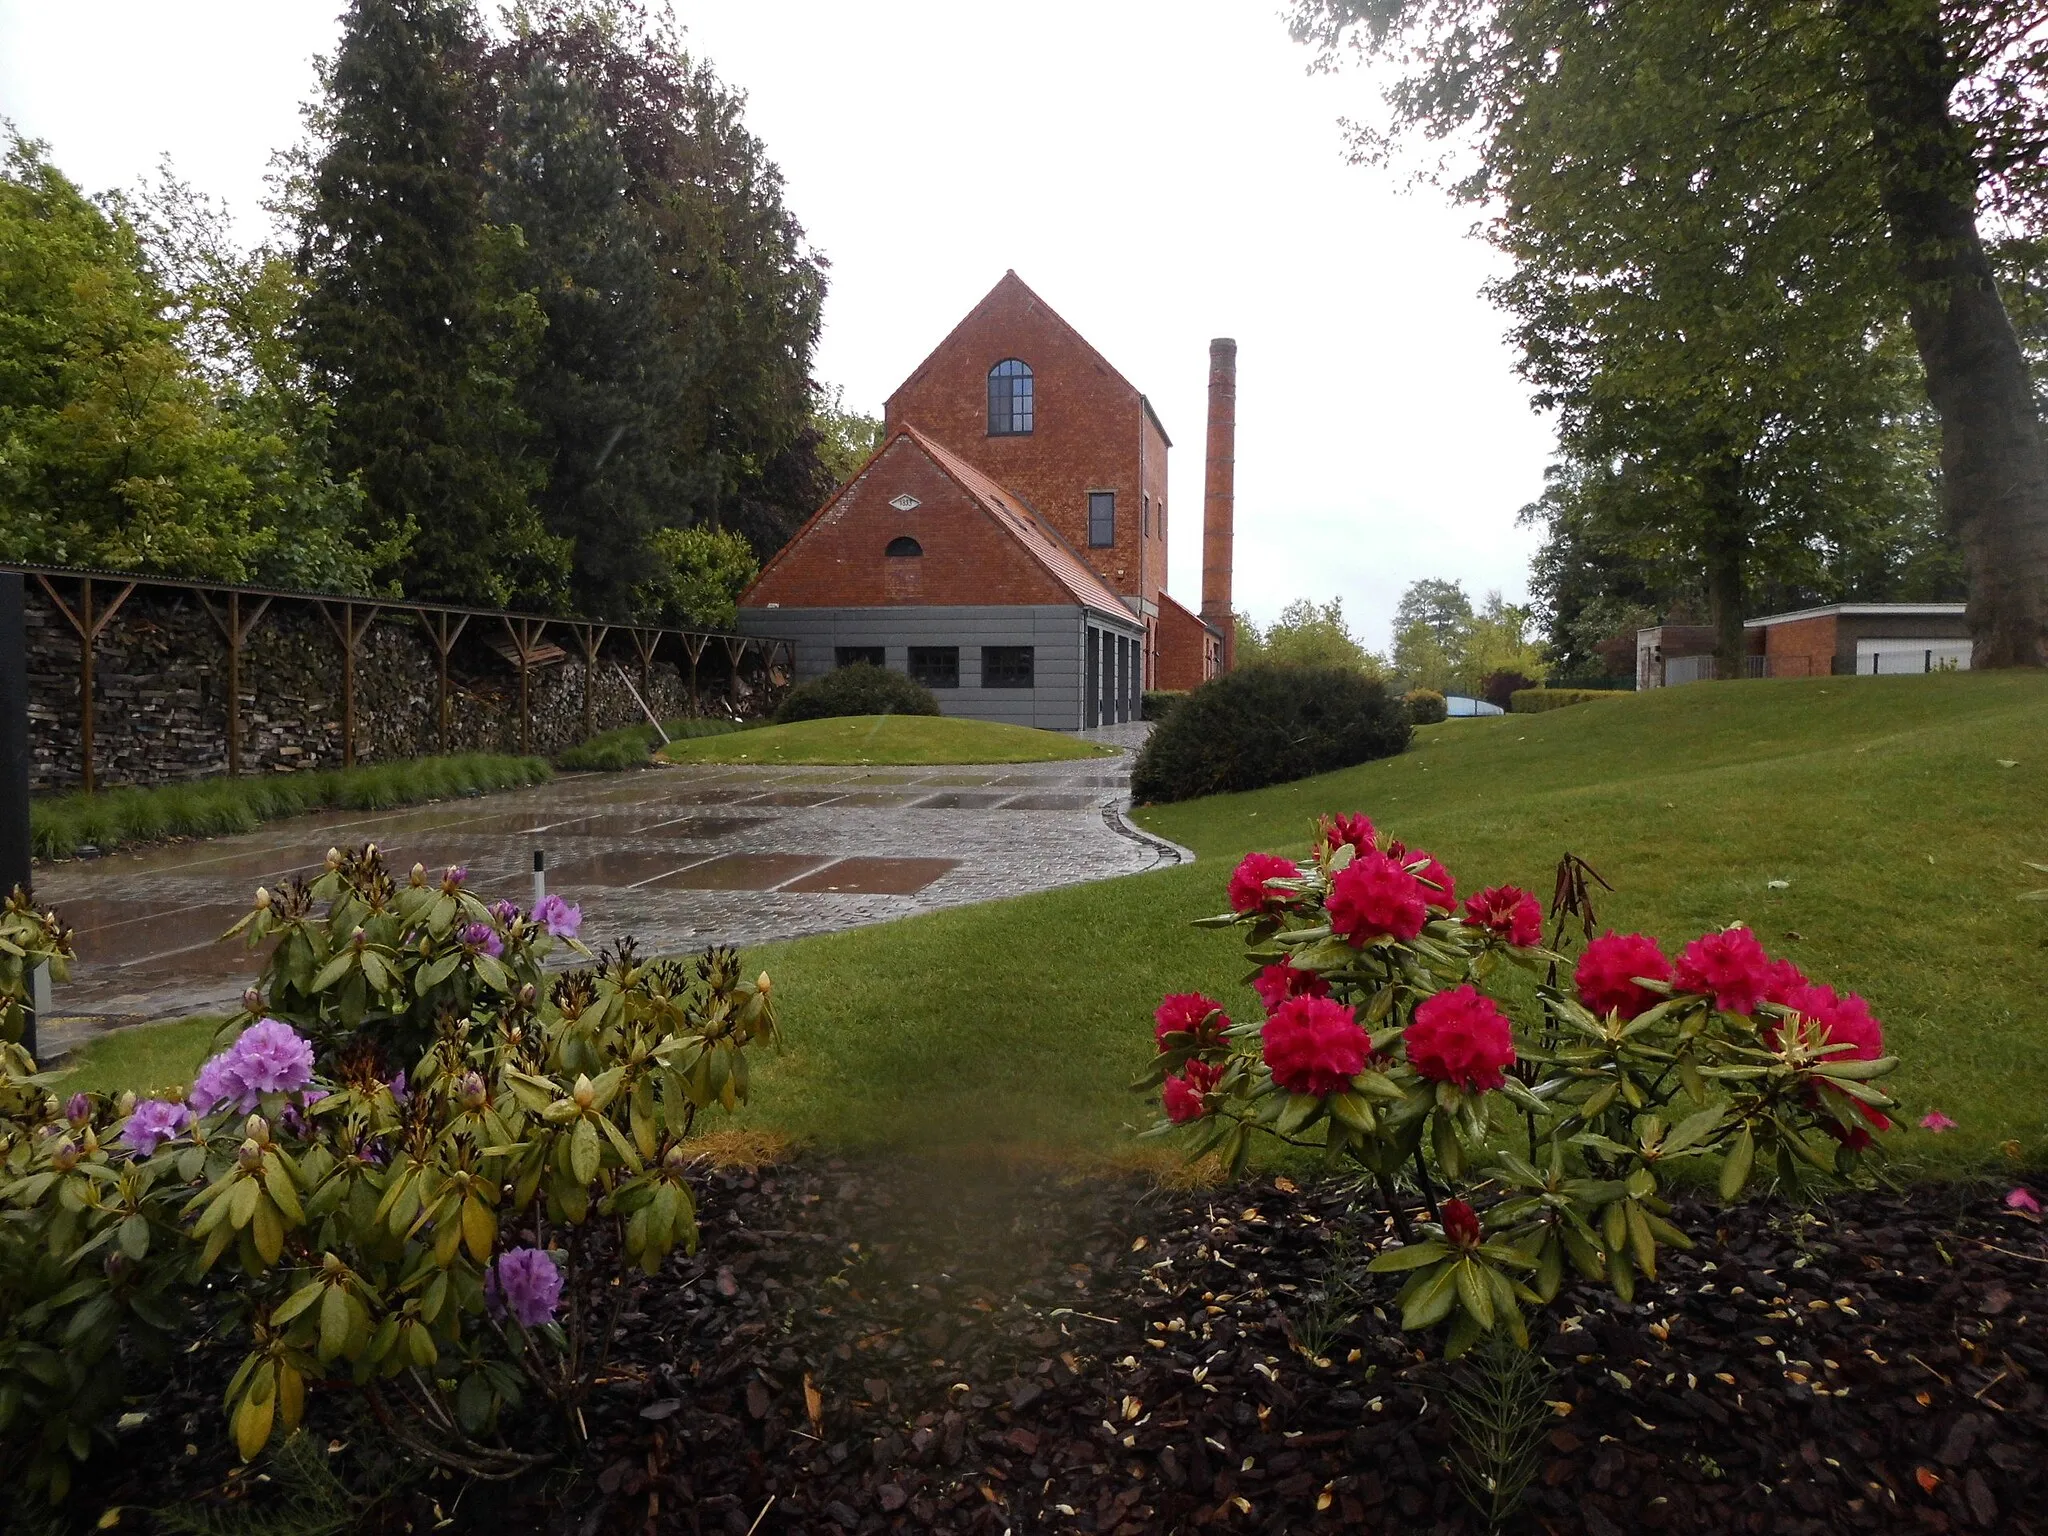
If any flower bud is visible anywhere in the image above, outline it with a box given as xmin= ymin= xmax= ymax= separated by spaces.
xmin=244 ymin=1114 xmax=271 ymax=1145
xmin=242 ymin=987 xmax=264 ymax=1013
xmin=518 ymin=983 xmax=537 ymax=1007
xmin=664 ymin=1144 xmax=691 ymax=1173
xmin=1441 ymin=1198 xmax=1483 ymax=1250
xmin=410 ymin=862 xmax=428 ymax=887
xmin=50 ymin=1138 xmax=79 ymax=1171
xmin=572 ymin=1075 xmax=595 ymax=1110
xmin=459 ymin=1072 xmax=487 ymax=1109
xmin=237 ymin=1138 xmax=265 ymax=1170
xmin=65 ymin=1092 xmax=91 ymax=1125
xmin=757 ymin=972 xmax=773 ymax=998
xmin=324 ymin=848 xmax=342 ymax=870
xmin=115 ymin=1090 xmax=137 ymax=1117
xmin=254 ymin=886 xmax=273 ymax=909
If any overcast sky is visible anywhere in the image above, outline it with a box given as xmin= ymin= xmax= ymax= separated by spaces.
xmin=0 ymin=0 xmax=1553 ymax=648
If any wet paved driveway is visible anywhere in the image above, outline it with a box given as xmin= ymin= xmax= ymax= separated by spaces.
xmin=34 ymin=725 xmax=1174 ymax=1053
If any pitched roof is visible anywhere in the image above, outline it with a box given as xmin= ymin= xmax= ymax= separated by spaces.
xmin=738 ymin=424 xmax=1141 ymax=628
xmin=903 ymin=427 xmax=1137 ymax=623
xmin=1157 ymin=588 xmax=1221 ymax=638
xmin=886 ymin=271 xmax=1169 ymax=444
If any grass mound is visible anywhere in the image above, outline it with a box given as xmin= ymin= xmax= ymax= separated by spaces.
xmin=659 ymin=714 xmax=1117 ymax=766
xmin=30 ymin=754 xmax=550 ymax=860
xmin=554 ymin=717 xmax=748 ymax=771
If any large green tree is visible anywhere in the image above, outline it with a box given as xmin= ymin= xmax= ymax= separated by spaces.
xmin=1293 ymin=0 xmax=2048 ymax=667
xmin=294 ymin=0 xmax=567 ymax=608
xmin=0 ymin=133 xmax=368 ymax=587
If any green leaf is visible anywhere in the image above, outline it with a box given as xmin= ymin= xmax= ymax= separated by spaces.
xmin=1718 ymin=1125 xmax=1756 ymax=1201
xmin=1662 ymin=1105 xmax=1724 ymax=1157
xmin=570 ymin=1117 xmax=601 ymax=1185
xmin=319 ymin=1284 xmax=350 ymax=1362
xmin=1400 ymin=1263 xmax=1459 ymax=1330
xmin=1368 ymin=1240 xmax=1451 ymax=1273
xmin=1453 ymin=1259 xmax=1496 ymax=1331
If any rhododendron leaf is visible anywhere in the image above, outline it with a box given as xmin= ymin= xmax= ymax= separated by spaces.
xmin=1369 ymin=1241 xmax=1451 ymax=1273
xmin=1534 ymin=1236 xmax=1564 ymax=1300
xmin=1578 ymin=1081 xmax=1620 ymax=1120
xmin=1605 ymin=1247 xmax=1637 ymax=1303
xmin=570 ymin=1118 xmax=601 ymax=1186
xmin=472 ymin=953 xmax=510 ymax=994
xmin=233 ymin=1378 xmax=275 ymax=1461
xmin=1400 ymin=1263 xmax=1459 ymax=1330
xmin=1719 ymin=1124 xmax=1757 ymax=1199
xmin=309 ymin=949 xmax=357 ymax=994
xmin=228 ymin=1176 xmax=261 ymax=1230
xmin=1453 ymin=1260 xmax=1495 ymax=1331
xmin=1328 ymin=1093 xmax=1376 ymax=1134
xmin=278 ymin=1364 xmax=305 ymax=1432
xmin=1193 ymin=913 xmax=1241 ymax=929
xmin=1663 ymin=1106 xmax=1724 ymax=1158
xmin=1644 ymin=1211 xmax=1693 ymax=1249
xmin=1444 ymin=1310 xmax=1483 ymax=1360
xmin=1625 ymin=1201 xmax=1658 ymax=1279
xmin=250 ymin=1200 xmax=284 ymax=1266
xmin=261 ymin=1160 xmax=304 ymax=1225
xmin=1430 ymin=1113 xmax=1463 ymax=1178
xmin=1625 ymin=1167 xmax=1656 ymax=1201
xmin=318 ymin=1284 xmax=351 ymax=1362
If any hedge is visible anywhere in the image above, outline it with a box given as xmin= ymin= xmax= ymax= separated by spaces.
xmin=1510 ymin=688 xmax=1635 ymax=713
xmin=777 ymin=663 xmax=941 ymax=723
xmin=1141 ymin=690 xmax=1187 ymax=722
xmin=554 ymin=717 xmax=747 ymax=771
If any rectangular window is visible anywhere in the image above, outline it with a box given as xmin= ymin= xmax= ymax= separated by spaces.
xmin=835 ymin=646 xmax=885 ymax=669
xmin=1143 ymin=494 xmax=1151 ymax=537
xmin=981 ymin=645 xmax=1035 ymax=688
xmin=1088 ymin=490 xmax=1116 ymax=548
xmin=907 ymin=646 xmax=959 ymax=688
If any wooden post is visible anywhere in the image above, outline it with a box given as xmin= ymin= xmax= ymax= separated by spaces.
xmin=418 ymin=610 xmax=469 ymax=756
xmin=200 ymin=591 xmax=272 ymax=777
xmin=628 ymin=628 xmax=657 ymax=701
xmin=574 ymin=623 xmax=609 ymax=742
xmin=0 ymin=573 xmax=31 ymax=1059
xmin=314 ymin=600 xmax=381 ymax=771
xmin=502 ymin=617 xmax=545 ymax=757
xmin=33 ymin=574 xmax=134 ymax=794
xmin=683 ymin=634 xmax=707 ymax=717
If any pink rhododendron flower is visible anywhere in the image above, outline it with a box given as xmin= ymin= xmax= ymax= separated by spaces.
xmin=1261 ymin=996 xmax=1370 ymax=1097
xmin=1227 ymin=853 xmax=1303 ymax=915
xmin=1919 ymin=1111 xmax=1958 ymax=1133
xmin=1674 ymin=927 xmax=1775 ymax=1015
xmin=1154 ymin=993 xmax=1230 ymax=1047
xmin=532 ymin=893 xmax=582 ymax=939
xmin=1252 ymin=958 xmax=1331 ymax=1015
xmin=1162 ymin=1059 xmax=1224 ymax=1124
xmin=2006 ymin=1187 xmax=2041 ymax=1217
xmin=1575 ymin=932 xmax=1672 ymax=1020
xmin=1327 ymin=853 xmax=1428 ymax=946
xmin=1403 ymin=986 xmax=1517 ymax=1093
xmin=1387 ymin=841 xmax=1456 ymax=913
xmin=485 ymin=1247 xmax=564 ymax=1327
xmin=1463 ymin=885 xmax=1542 ymax=947
xmin=1318 ymin=812 xmax=1376 ymax=859
xmin=122 ymin=1099 xmax=193 ymax=1157
xmin=1441 ymin=1198 xmax=1482 ymax=1249
xmin=1775 ymin=982 xmax=1892 ymax=1131
xmin=1761 ymin=958 xmax=1809 ymax=1007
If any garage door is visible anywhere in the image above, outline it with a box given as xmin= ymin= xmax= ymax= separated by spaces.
xmin=1854 ymin=639 xmax=1972 ymax=674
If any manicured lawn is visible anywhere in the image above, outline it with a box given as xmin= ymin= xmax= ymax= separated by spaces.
xmin=58 ymin=1016 xmax=222 ymax=1096
xmin=66 ymin=674 xmax=2048 ymax=1178
xmin=658 ymin=714 xmax=1118 ymax=766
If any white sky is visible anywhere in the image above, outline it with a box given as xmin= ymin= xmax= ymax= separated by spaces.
xmin=0 ymin=0 xmax=1553 ymax=649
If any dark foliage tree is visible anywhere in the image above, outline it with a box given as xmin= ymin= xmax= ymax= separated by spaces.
xmin=294 ymin=0 xmax=568 ymax=608
xmin=1292 ymin=0 xmax=2048 ymax=667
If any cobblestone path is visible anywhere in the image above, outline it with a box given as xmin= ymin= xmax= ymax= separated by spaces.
xmin=33 ymin=723 xmax=1173 ymax=1053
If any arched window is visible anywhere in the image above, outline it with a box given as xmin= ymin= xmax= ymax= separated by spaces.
xmin=885 ymin=535 xmax=923 ymax=557
xmin=987 ymin=358 xmax=1034 ymax=436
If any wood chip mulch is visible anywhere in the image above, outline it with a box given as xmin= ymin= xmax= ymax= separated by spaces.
xmin=83 ymin=1158 xmax=2048 ymax=1535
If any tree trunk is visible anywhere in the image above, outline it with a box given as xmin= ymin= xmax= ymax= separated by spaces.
xmin=1702 ymin=458 xmax=1749 ymax=679
xmin=1839 ymin=0 xmax=2048 ymax=667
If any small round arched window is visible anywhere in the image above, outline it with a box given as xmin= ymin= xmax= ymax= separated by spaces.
xmin=885 ymin=536 xmax=923 ymax=558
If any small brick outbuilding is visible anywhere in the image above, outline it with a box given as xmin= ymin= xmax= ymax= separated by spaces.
xmin=736 ymin=272 xmax=1227 ymax=728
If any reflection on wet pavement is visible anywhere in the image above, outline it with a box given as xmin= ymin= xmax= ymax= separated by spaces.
xmin=32 ymin=721 xmax=1170 ymax=1052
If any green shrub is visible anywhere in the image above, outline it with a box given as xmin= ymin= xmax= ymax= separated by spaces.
xmin=776 ymin=662 xmax=940 ymax=724
xmin=556 ymin=717 xmax=749 ymax=772
xmin=1510 ymin=687 xmax=1633 ymax=713
xmin=1131 ymin=664 xmax=1411 ymax=803
xmin=1142 ymin=689 xmax=1187 ymax=722
xmin=0 ymin=854 xmax=779 ymax=1495
xmin=30 ymin=754 xmax=551 ymax=859
xmin=1404 ymin=688 xmax=1449 ymax=725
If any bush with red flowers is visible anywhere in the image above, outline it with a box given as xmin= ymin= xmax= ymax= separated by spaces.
xmin=1137 ymin=811 xmax=1904 ymax=1360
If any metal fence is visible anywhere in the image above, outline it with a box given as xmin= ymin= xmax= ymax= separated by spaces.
xmin=5 ymin=562 xmax=794 ymax=792
xmin=1661 ymin=653 xmax=1818 ymax=686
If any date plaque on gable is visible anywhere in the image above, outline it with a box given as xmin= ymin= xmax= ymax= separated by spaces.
xmin=889 ymin=494 xmax=921 ymax=511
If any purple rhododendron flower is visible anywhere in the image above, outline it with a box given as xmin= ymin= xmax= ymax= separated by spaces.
xmin=123 ymin=1099 xmax=193 ymax=1157
xmin=281 ymin=1087 xmax=330 ymax=1138
xmin=461 ymin=922 xmax=505 ymax=958
xmin=443 ymin=865 xmax=468 ymax=886
xmin=485 ymin=1247 xmax=564 ymax=1327
xmin=65 ymin=1092 xmax=90 ymax=1125
xmin=189 ymin=1018 xmax=315 ymax=1116
xmin=491 ymin=900 xmax=521 ymax=926
xmin=532 ymin=893 xmax=582 ymax=940
xmin=387 ymin=1071 xmax=410 ymax=1106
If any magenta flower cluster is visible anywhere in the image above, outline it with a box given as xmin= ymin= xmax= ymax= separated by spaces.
xmin=189 ymin=1018 xmax=316 ymax=1116
xmin=485 ymin=1247 xmax=564 ymax=1327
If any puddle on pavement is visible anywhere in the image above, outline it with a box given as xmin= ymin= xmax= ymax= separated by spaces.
xmin=647 ymin=853 xmax=832 ymax=891
xmin=828 ymin=792 xmax=916 ymax=808
xmin=916 ymin=774 xmax=1000 ymax=787
xmin=910 ymin=792 xmax=1011 ymax=810
xmin=780 ymin=857 xmax=958 ymax=895
xmin=995 ymin=794 xmax=1100 ymax=811
xmin=547 ymin=851 xmax=705 ymax=888
xmin=742 ymin=790 xmax=847 ymax=807
xmin=542 ymin=812 xmax=765 ymax=840
xmin=70 ymin=903 xmax=251 ymax=963
xmin=37 ymin=894 xmax=186 ymax=933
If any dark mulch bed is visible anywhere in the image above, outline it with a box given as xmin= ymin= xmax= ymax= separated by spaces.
xmin=69 ymin=1159 xmax=2048 ymax=1535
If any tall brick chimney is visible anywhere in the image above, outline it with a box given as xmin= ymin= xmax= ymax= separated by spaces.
xmin=1200 ymin=337 xmax=1237 ymax=671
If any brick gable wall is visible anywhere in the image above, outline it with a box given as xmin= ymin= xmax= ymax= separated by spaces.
xmin=884 ymin=274 xmax=1164 ymax=620
xmin=1155 ymin=594 xmax=1218 ymax=692
xmin=742 ymin=437 xmax=1072 ymax=610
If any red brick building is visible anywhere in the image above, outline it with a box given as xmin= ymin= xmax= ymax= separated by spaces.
xmin=737 ymin=273 xmax=1228 ymax=727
